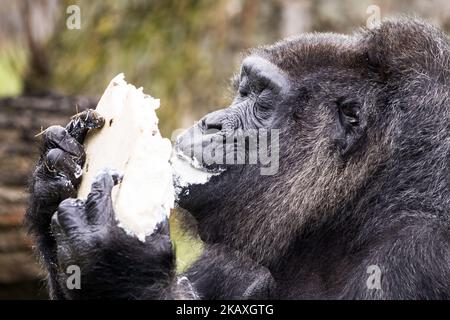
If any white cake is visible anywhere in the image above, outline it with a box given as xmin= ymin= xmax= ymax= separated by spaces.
xmin=77 ymin=73 xmax=174 ymax=241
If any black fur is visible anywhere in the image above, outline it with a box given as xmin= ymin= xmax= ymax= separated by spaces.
xmin=26 ymin=18 xmax=450 ymax=299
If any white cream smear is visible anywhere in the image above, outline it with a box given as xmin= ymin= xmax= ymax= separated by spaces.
xmin=171 ymin=151 xmax=220 ymax=198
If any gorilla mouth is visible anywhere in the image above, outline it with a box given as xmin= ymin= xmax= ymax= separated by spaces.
xmin=171 ymin=149 xmax=224 ymax=196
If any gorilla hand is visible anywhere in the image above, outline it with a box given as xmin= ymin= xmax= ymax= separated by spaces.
xmin=50 ymin=170 xmax=176 ymax=299
xmin=25 ymin=109 xmax=104 ymax=298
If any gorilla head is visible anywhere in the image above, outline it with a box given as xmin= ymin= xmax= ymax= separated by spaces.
xmin=175 ymin=18 xmax=450 ymax=270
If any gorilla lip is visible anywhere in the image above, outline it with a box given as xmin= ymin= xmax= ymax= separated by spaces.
xmin=171 ymin=149 xmax=223 ymax=199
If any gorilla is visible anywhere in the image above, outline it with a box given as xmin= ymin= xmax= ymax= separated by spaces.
xmin=26 ymin=18 xmax=449 ymax=299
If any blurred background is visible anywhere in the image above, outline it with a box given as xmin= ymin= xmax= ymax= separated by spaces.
xmin=0 ymin=0 xmax=449 ymax=299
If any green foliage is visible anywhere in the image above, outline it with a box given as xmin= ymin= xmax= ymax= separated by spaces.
xmin=170 ymin=212 xmax=204 ymax=273
xmin=50 ymin=0 xmax=234 ymax=135
xmin=0 ymin=49 xmax=26 ymax=97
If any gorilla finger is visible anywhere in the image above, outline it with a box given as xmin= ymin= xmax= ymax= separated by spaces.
xmin=55 ymin=198 xmax=88 ymax=235
xmin=32 ymin=170 xmax=76 ymax=206
xmin=86 ymin=169 xmax=123 ymax=225
xmin=51 ymin=212 xmax=64 ymax=241
xmin=44 ymin=149 xmax=83 ymax=186
xmin=151 ymin=217 xmax=170 ymax=238
xmin=43 ymin=126 xmax=85 ymax=164
xmin=65 ymin=109 xmax=105 ymax=144
xmin=144 ymin=217 xmax=172 ymax=246
xmin=51 ymin=213 xmax=75 ymax=265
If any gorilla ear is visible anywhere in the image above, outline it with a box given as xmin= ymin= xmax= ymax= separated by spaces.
xmin=336 ymin=98 xmax=366 ymax=158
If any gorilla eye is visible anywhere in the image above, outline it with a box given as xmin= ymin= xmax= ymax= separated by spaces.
xmin=337 ymin=98 xmax=360 ymax=127
xmin=255 ymin=89 xmax=274 ymax=111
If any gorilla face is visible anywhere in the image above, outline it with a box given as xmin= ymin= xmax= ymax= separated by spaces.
xmin=174 ymin=33 xmax=383 ymax=251
xmin=174 ymin=56 xmax=290 ymax=172
xmin=174 ymin=56 xmax=290 ymax=210
xmin=173 ymin=21 xmax=444 ymax=264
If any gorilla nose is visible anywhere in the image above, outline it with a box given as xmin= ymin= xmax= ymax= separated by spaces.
xmin=201 ymin=110 xmax=225 ymax=132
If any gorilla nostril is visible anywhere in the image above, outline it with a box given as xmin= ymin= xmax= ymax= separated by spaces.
xmin=202 ymin=117 xmax=223 ymax=132
xmin=205 ymin=121 xmax=223 ymax=131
